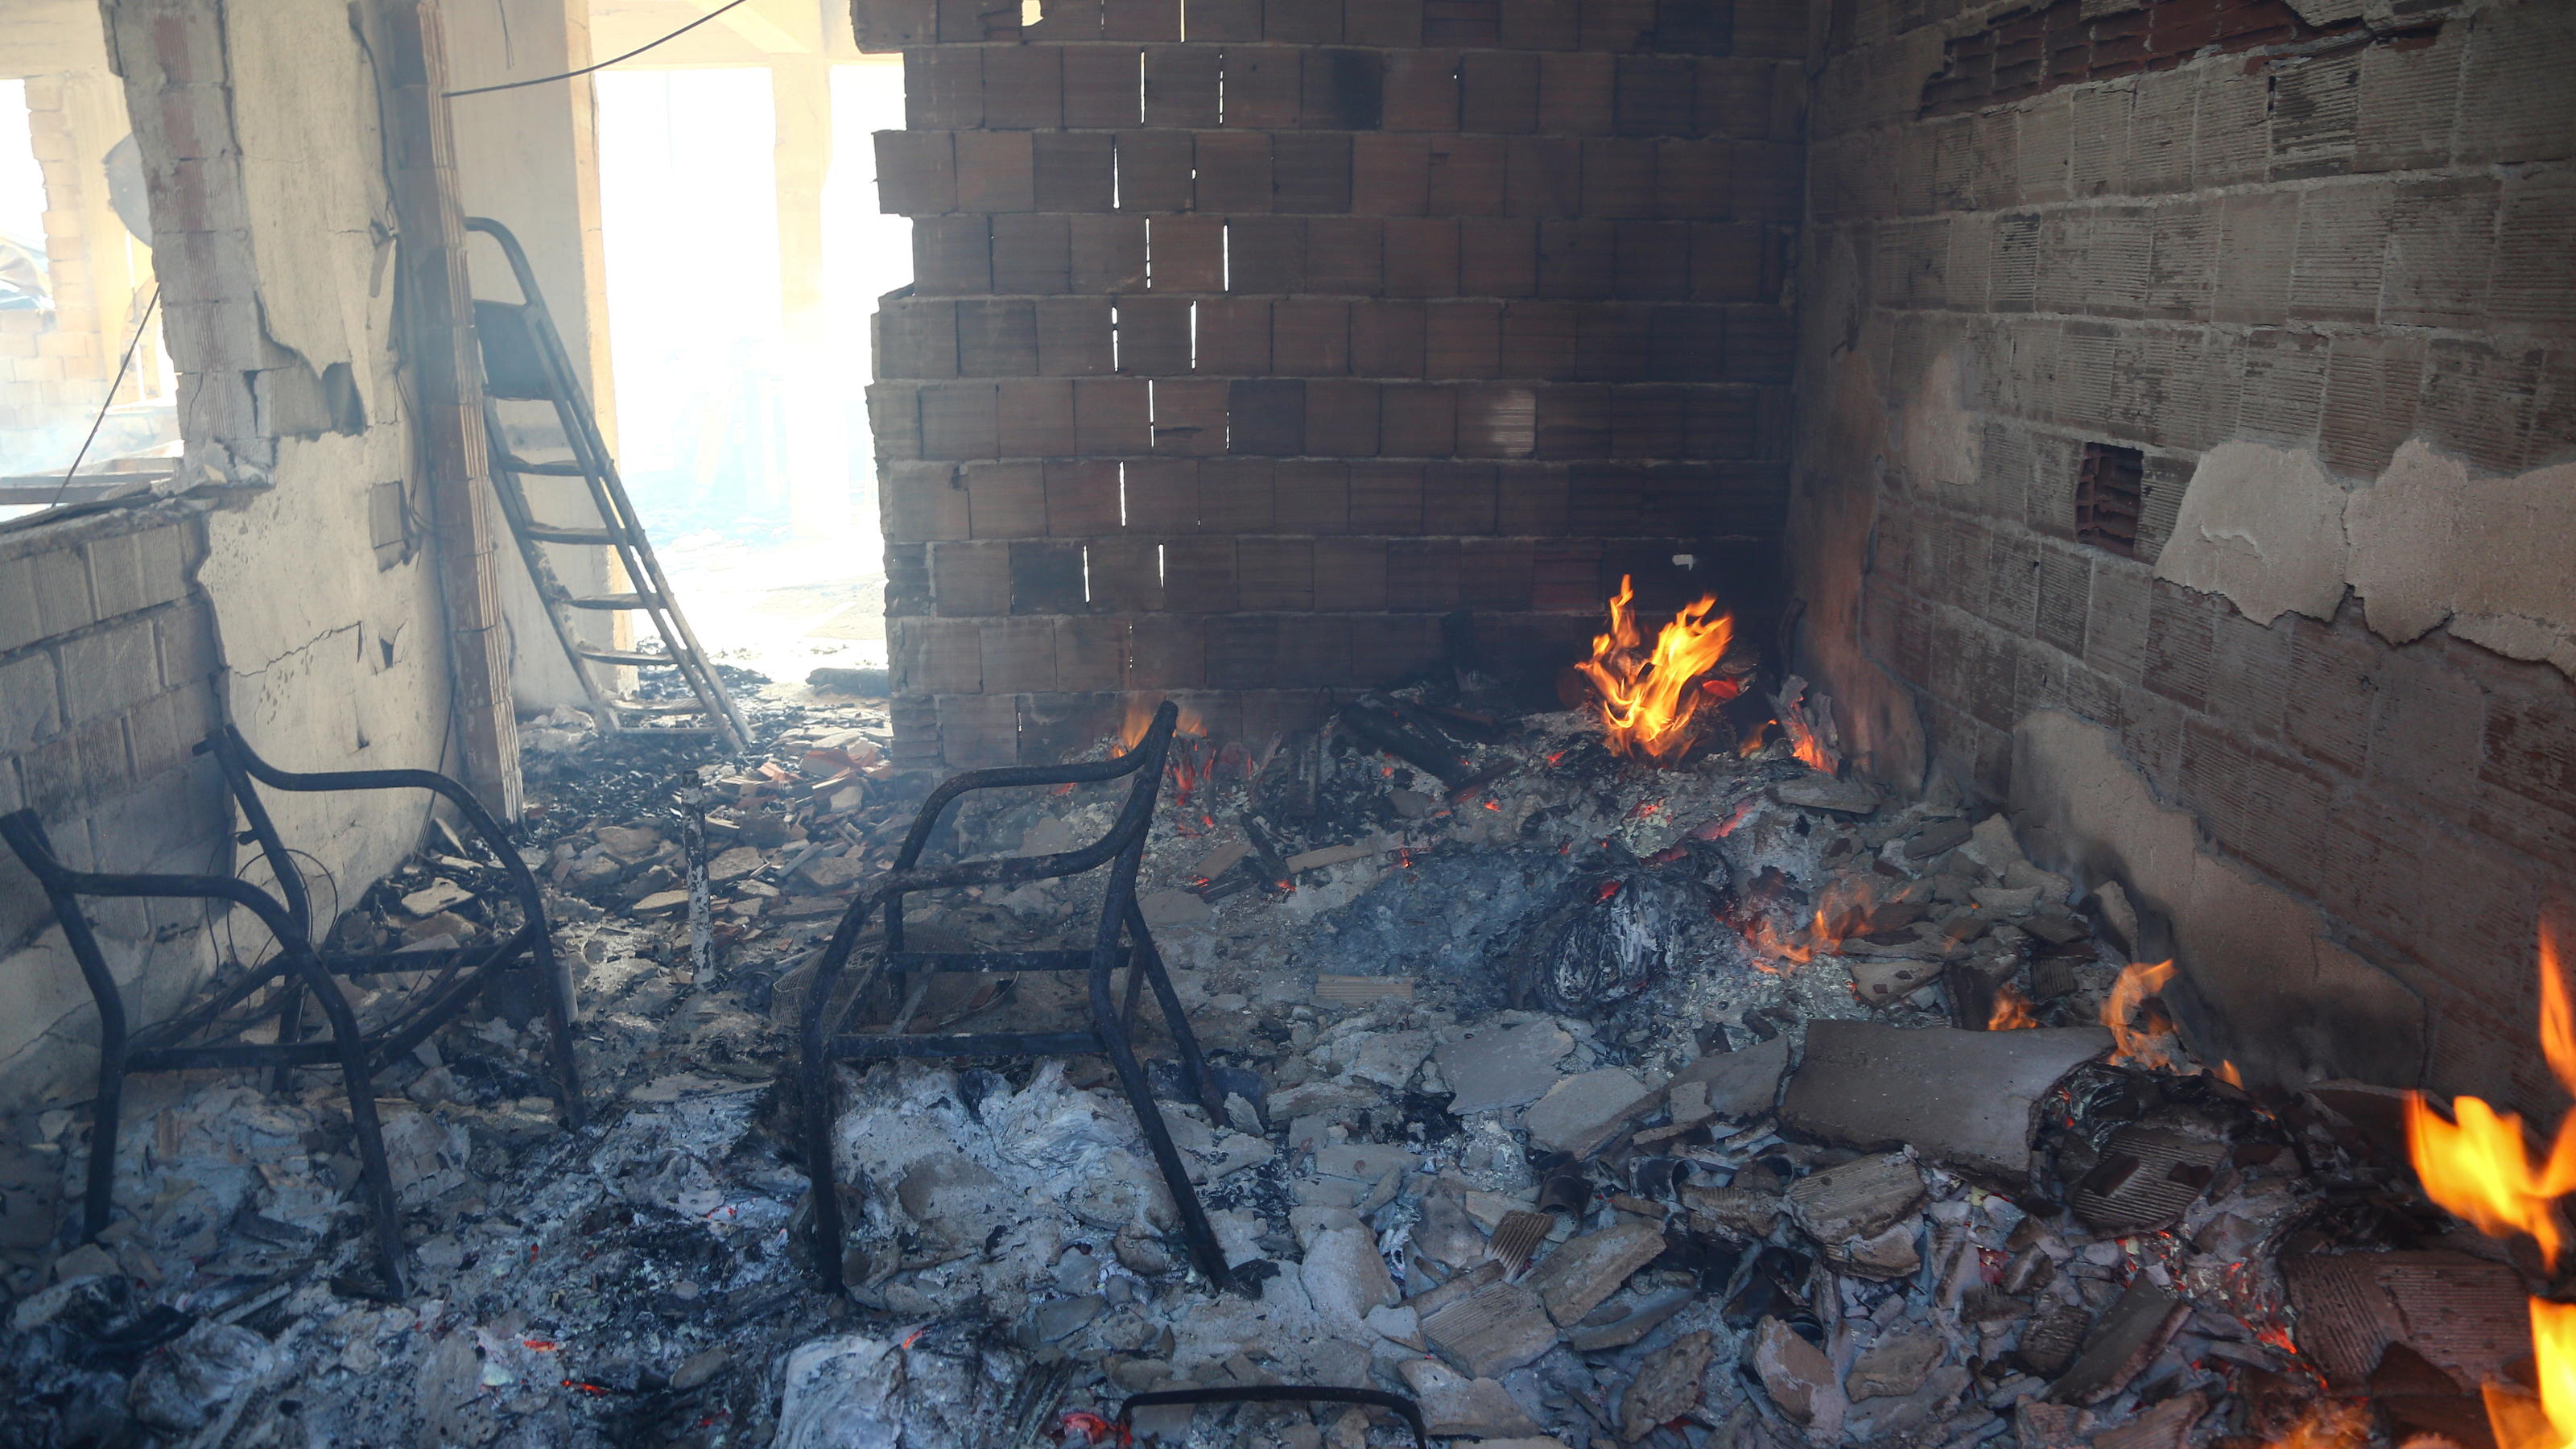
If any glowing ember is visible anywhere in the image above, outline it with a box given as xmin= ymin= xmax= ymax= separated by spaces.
xmin=1987 ymin=984 xmax=2040 ymax=1030
xmin=2404 ymin=928 xmax=2576 ymax=1449
xmin=1576 ymin=575 xmax=1736 ymax=766
xmin=2102 ymin=959 xmax=2179 ymax=1068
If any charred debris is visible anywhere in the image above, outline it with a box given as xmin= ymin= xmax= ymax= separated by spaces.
xmin=0 ymin=667 xmax=2536 ymax=1449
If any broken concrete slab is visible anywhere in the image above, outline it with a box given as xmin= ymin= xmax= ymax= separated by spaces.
xmin=1847 ymin=1330 xmax=1943 ymax=1401
xmin=1784 ymin=1152 xmax=1925 ymax=1245
xmin=1518 ymin=1067 xmax=1655 ymax=1158
xmin=1435 ymin=1019 xmax=1576 ymax=1116
xmin=1397 ymin=1359 xmax=1542 ymax=1439
xmin=1774 ymin=777 xmax=1880 ymax=815
xmin=1751 ymin=1317 xmax=1846 ymax=1440
xmin=1621 ymin=1328 xmax=1716 ymax=1439
xmin=1780 ymin=1022 xmax=2109 ymax=1184
xmin=1524 ymin=1218 xmax=1666 ymax=1327
xmin=1665 ymin=1033 xmax=1790 ymax=1121
xmin=1420 ymin=1278 xmax=1559 ymax=1377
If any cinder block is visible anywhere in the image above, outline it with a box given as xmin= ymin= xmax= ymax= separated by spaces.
xmin=2491 ymin=171 xmax=2576 ymax=332
xmin=1302 ymin=217 xmax=1385 ymax=297
xmin=1065 ymin=45 xmax=1146 ymax=128
xmin=0 ymin=649 xmax=60 ymax=750
xmin=996 ymin=378 xmax=1077 ymax=456
xmin=1237 ymin=537 xmax=1315 ymax=609
xmin=956 ymin=130 xmax=1037 ymax=212
xmin=1034 ymin=133 xmax=1116 ymax=212
xmin=1313 ymin=538 xmax=1389 ymax=609
xmin=1116 ymin=295 xmax=1191 ymax=375
xmin=936 ymin=692 xmax=1021 ymax=768
xmin=1536 ymin=221 xmax=1615 ymax=299
xmin=1273 ymin=299 xmax=1352 ymax=374
xmin=1506 ymin=138 xmax=1583 ymax=219
xmin=1150 ymin=378 xmax=1230 ymax=454
xmin=1456 ymin=384 xmax=1538 ymax=458
xmin=1304 ymin=378 xmax=1382 ymax=456
xmin=966 ymin=461 xmax=1048 ymax=538
xmin=1426 ymin=300 xmax=1503 ymax=379
xmin=1122 ymin=457 xmax=1199 ymax=531
xmin=1426 ymin=0 xmax=1502 ymax=45
xmin=1501 ymin=0 xmax=1578 ymax=50
xmin=876 ymin=130 xmax=958 ymax=215
xmin=1352 ymin=299 xmax=1428 ymax=378
xmin=1274 ymin=460 xmax=1350 ymax=532
xmin=956 ymin=299 xmax=1038 ymax=377
xmin=1046 ymin=460 xmax=1122 ymax=536
xmin=931 ymin=541 xmax=1012 ymax=616
xmin=1085 ymin=539 xmax=1165 ymax=611
xmin=1195 ymin=298 xmax=1272 ymax=375
xmin=1459 ymin=537 xmax=1535 ymax=607
xmin=884 ymin=462 xmax=970 ymax=543
xmin=919 ymin=381 xmax=1000 ymax=459
xmin=1199 ymin=458 xmax=1276 ymax=531
xmin=1074 ymin=378 xmax=1152 ymax=453
xmin=2320 ymin=332 xmax=2425 ymax=477
xmin=1381 ymin=382 xmax=1459 ymax=456
xmin=2211 ymin=191 xmax=2298 ymax=325
xmin=2417 ymin=339 xmax=2544 ymax=475
xmin=1426 ymin=136 xmax=1509 ymax=217
xmin=914 ymin=216 xmax=992 ymax=295
xmin=1383 ymin=217 xmax=1461 ymax=298
xmin=1161 ymin=537 xmax=1240 ymax=611
xmin=1224 ymin=46 xmax=1302 ymax=129
xmin=1071 ymin=215 xmax=1150 ymax=292
xmin=1146 ymin=216 xmax=1224 ymax=291
xmin=1144 ymin=45 xmax=1220 ymax=129
xmin=1056 ymin=617 xmax=1127 ymax=692
xmin=1273 ymin=134 xmax=1354 ymax=213
xmin=991 ymin=217 xmax=1069 ymax=295
xmin=1036 ymin=297 xmax=1116 ymax=375
xmin=1104 ymin=0 xmax=1184 ymax=39
xmin=981 ymin=46 xmax=1063 ymax=129
xmin=1226 ymin=216 xmax=1307 ymax=293
xmin=1383 ymin=50 xmax=1463 ymax=132
xmin=1353 ymin=134 xmax=1432 ymax=216
xmin=1228 ymin=379 xmax=1307 ymax=454
xmin=1113 ymin=131 xmax=1195 ymax=213
xmin=1194 ymin=132 xmax=1274 ymax=213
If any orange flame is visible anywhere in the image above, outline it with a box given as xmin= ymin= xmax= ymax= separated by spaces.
xmin=1117 ymin=697 xmax=1208 ymax=751
xmin=2103 ymin=960 xmax=2179 ymax=1069
xmin=2405 ymin=928 xmax=2576 ymax=1449
xmin=1742 ymin=877 xmax=1882 ymax=973
xmin=2264 ymin=1400 xmax=2373 ymax=1449
xmin=1988 ymin=984 xmax=2040 ymax=1030
xmin=1576 ymin=575 xmax=1736 ymax=766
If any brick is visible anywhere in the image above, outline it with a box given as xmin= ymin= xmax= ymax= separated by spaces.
xmin=2382 ymin=178 xmax=2498 ymax=328
xmin=915 ymin=216 xmax=992 ymax=294
xmin=1104 ymin=0 xmax=1183 ymax=39
xmin=1353 ymin=134 xmax=1432 ymax=215
xmin=2454 ymin=0 xmax=2576 ymax=167
xmin=1117 ymin=295 xmax=1193 ymax=374
xmin=1426 ymin=0 xmax=1502 ymax=45
xmin=1578 ymin=304 xmax=1653 ymax=382
xmin=1426 ymin=136 xmax=1508 ymax=217
xmin=1086 ymin=539 xmax=1165 ymax=611
xmin=1352 ymin=300 xmax=1428 ymax=377
xmin=992 ymin=215 xmax=1071 ymax=294
xmin=956 ymin=299 xmax=1037 ymax=377
xmin=1457 ymin=384 xmax=1538 ymax=457
xmin=982 ymin=45 xmax=1064 ymax=129
xmin=938 ymin=694 xmax=1020 ymax=768
xmin=1046 ymin=460 xmax=1123 ymax=535
xmin=2417 ymin=339 xmax=2542 ymax=474
xmin=1382 ymin=382 xmax=1459 ymax=456
xmin=1536 ymin=221 xmax=1615 ymax=299
xmin=919 ymin=381 xmax=999 ymax=459
xmin=1649 ymin=304 xmax=1721 ymax=380
xmin=1114 ymin=130 xmax=1195 ymax=212
xmin=1538 ymin=51 xmax=1614 ymax=133
xmin=1075 ymin=378 xmax=1152 ymax=452
xmin=1194 ymin=132 xmax=1273 ymax=213
xmin=1306 ymin=379 xmax=1381 ymax=455
xmin=1055 ymin=617 xmax=1126 ymax=691
xmin=937 ymin=0 xmax=1020 ymax=42
xmin=2287 ymin=182 xmax=2392 ymax=324
xmin=1162 ymin=537 xmax=1239 ymax=610
xmin=1501 ymin=300 xmax=1579 ymax=379
xmin=1008 ymin=544 xmax=1086 ymax=618
xmin=1229 ymin=379 xmax=1307 ymax=453
xmin=1313 ymin=538 xmax=1389 ymax=608
xmin=1199 ymin=458 xmax=1276 ymax=531
xmin=1064 ymin=45 xmax=1145 ymax=128
xmin=2355 ymin=27 xmax=2462 ymax=173
xmin=1224 ymin=46 xmax=1302 ymax=128
xmin=1195 ymin=298 xmax=1272 ymax=374
xmin=1690 ymin=223 xmax=1782 ymax=303
xmin=1237 ymin=537 xmax=1315 ymax=609
xmin=2212 ymin=191 xmax=2297 ymax=326
xmin=1613 ymin=222 xmax=1689 ymax=299
xmin=2492 ymin=172 xmax=2576 ymax=332
xmin=1383 ymin=49 xmax=1462 ymax=131
xmin=906 ymin=47 xmax=981 ymax=128
xmin=876 ymin=130 xmax=956 ymax=214
xmin=931 ymin=540 xmax=1011 ymax=616
xmin=1580 ymin=138 xmax=1657 ymax=218
xmin=1305 ymin=51 xmax=1385 ymax=131
xmin=1695 ymin=58 xmax=1769 ymax=139
xmin=1034 ymin=132 xmax=1116 ymax=210
xmin=1147 ymin=215 xmax=1224 ymax=291
xmin=1273 ymin=134 xmax=1353 ymax=213
xmin=1426 ymin=300 xmax=1502 ymax=378
xmin=1128 ymin=613 xmax=1203 ymax=687
xmin=1150 ymin=378 xmax=1228 ymax=453
xmin=997 ymin=378 xmax=1078 ymax=456
xmin=1183 ymin=0 xmax=1261 ymax=39
xmin=885 ymin=463 xmax=970 ymax=543
xmin=2320 ymin=332 xmax=2423 ymax=477
xmin=1037 ymin=297 xmax=1117 ymax=374
xmin=1275 ymin=460 xmax=1350 ymax=532
xmin=1273 ymin=299 xmax=1351 ymax=375
xmin=1615 ymin=55 xmax=1694 ymax=138
xmin=967 ymin=461 xmax=1048 ymax=538
xmin=1228 ymin=216 xmax=1307 ymax=291
xmin=0 ymin=650 xmax=60 ymax=750
xmin=1384 ymin=217 xmax=1460 ymax=298
xmin=1144 ymin=46 xmax=1220 ymax=128
xmin=956 ymin=130 xmax=1036 ymax=212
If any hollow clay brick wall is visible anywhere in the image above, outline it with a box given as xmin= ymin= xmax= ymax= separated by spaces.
xmin=857 ymin=0 xmax=1811 ymax=768
xmin=1794 ymin=0 xmax=2576 ymax=1109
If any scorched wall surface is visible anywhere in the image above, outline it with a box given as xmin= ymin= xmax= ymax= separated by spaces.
xmin=1790 ymin=0 xmax=2576 ymax=1109
xmin=860 ymin=0 xmax=1812 ymax=768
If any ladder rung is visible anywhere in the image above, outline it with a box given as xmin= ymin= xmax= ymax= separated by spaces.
xmin=607 ymin=696 xmax=712 ymax=715
xmin=576 ymin=647 xmax=675 ymax=667
xmin=496 ymin=456 xmax=588 ymax=477
xmin=561 ymin=592 xmax=660 ymax=610
xmin=522 ymin=525 xmax=619 ymax=546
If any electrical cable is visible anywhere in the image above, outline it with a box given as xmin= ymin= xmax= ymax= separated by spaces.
xmin=444 ymin=0 xmax=753 ymax=97
xmin=43 ymin=283 xmax=161 ymax=513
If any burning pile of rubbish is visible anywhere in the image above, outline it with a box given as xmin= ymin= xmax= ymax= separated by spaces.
xmin=0 ymin=588 xmax=2565 ymax=1449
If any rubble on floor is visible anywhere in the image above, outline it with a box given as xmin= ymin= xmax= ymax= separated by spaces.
xmin=0 ymin=682 xmax=2536 ymax=1448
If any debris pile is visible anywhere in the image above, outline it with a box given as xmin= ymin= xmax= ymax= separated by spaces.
xmin=0 ymin=682 xmax=2538 ymax=1448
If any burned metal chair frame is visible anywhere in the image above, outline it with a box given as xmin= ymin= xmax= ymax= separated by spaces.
xmin=0 ymin=725 xmax=584 ymax=1297
xmin=1116 ymin=1386 xmax=1429 ymax=1447
xmin=799 ymin=703 xmax=1236 ymax=1292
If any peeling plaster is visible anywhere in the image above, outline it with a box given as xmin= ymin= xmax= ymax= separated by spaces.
xmin=1899 ymin=350 xmax=1981 ymax=491
xmin=2157 ymin=437 xmax=2576 ymax=679
xmin=2008 ymin=709 xmax=2426 ymax=1092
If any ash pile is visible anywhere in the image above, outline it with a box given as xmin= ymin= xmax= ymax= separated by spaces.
xmin=0 ymin=668 xmax=2537 ymax=1449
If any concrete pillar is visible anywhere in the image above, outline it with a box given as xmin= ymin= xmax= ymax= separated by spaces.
xmin=771 ymin=51 xmax=848 ymax=535
xmin=442 ymin=0 xmax=625 ymax=711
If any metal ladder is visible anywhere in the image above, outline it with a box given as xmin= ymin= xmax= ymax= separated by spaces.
xmin=463 ymin=217 xmax=747 ymax=752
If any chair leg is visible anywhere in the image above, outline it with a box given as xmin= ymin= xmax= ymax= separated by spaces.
xmin=305 ymin=972 xmax=407 ymax=1296
xmin=1125 ymin=906 xmax=1228 ymax=1121
xmin=535 ymin=949 xmax=586 ymax=1129
xmin=1090 ymin=965 xmax=1232 ymax=1291
xmin=82 ymin=1052 xmax=124 ymax=1242
xmin=799 ymin=1044 xmax=848 ymax=1294
xmin=269 ymin=977 xmax=306 ymax=1094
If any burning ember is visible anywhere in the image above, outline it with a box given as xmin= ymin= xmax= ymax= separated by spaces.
xmin=1575 ymin=574 xmax=1738 ymax=765
xmin=2406 ymin=928 xmax=2576 ymax=1449
xmin=1988 ymin=982 xmax=2040 ymax=1030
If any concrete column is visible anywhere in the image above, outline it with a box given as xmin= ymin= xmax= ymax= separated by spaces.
xmin=770 ymin=51 xmax=846 ymax=535
xmin=442 ymin=0 xmax=625 ymax=710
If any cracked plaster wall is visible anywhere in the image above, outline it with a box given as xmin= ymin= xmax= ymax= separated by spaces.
xmin=1789 ymin=0 xmax=2576 ymax=1110
xmin=0 ymin=0 xmax=464 ymax=1107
